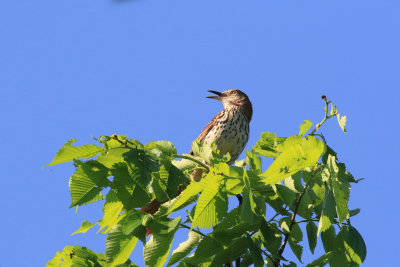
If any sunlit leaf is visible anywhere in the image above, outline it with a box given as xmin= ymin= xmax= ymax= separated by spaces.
xmin=167 ymin=231 xmax=202 ymax=266
xmin=46 ymin=139 xmax=103 ymax=166
xmin=192 ymin=172 xmax=228 ymax=229
xmin=299 ymin=120 xmax=313 ymax=136
xmin=106 ymin=224 xmax=138 ymax=266
xmin=260 ymin=136 xmax=325 ymax=185
xmin=72 ymin=220 xmax=96 ymax=235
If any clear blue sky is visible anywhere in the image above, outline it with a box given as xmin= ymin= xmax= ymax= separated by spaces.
xmin=1 ymin=0 xmax=398 ymax=266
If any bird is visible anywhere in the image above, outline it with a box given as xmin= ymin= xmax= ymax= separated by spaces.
xmin=141 ymin=89 xmax=252 ymax=216
xmin=190 ymin=89 xmax=252 ymax=165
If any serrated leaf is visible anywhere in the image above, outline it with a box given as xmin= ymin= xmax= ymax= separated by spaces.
xmin=192 ymin=235 xmax=224 ymax=263
xmin=72 ymin=220 xmax=96 ymax=235
xmin=336 ymin=114 xmax=347 ymax=133
xmin=259 ymin=219 xmax=282 ymax=255
xmin=106 ymin=224 xmax=138 ymax=266
xmin=192 ymin=173 xmax=228 ymax=229
xmin=120 ymin=210 xmax=146 ymax=235
xmin=306 ymin=221 xmax=318 ymax=254
xmin=211 ymin=237 xmax=248 ymax=266
xmin=149 ymin=217 xmax=181 ymax=236
xmin=245 ymin=150 xmax=262 ymax=173
xmin=260 ymin=136 xmax=325 ymax=185
xmin=246 ymin=236 xmax=264 ymax=267
xmin=168 ymin=177 xmax=206 ymax=214
xmin=167 ymin=231 xmax=202 ymax=266
xmin=47 ymin=139 xmax=103 ymax=166
xmin=146 ymin=140 xmax=177 ymax=155
xmin=288 ymin=237 xmax=303 ymax=263
xmin=111 ymin=162 xmax=151 ymax=209
xmin=252 ymin=132 xmax=286 ymax=158
xmin=241 ymin=169 xmax=257 ymax=223
xmin=299 ymin=120 xmax=313 ymax=136
xmin=98 ymin=194 xmax=124 ymax=234
xmin=317 ymin=187 xmax=336 ymax=236
xmin=327 ymin=155 xmax=349 ymax=224
xmin=144 ymin=230 xmax=178 ymax=267
xmin=47 ymin=246 xmax=74 ymax=266
xmin=69 ymin=164 xmax=105 ymax=208
xmin=96 ymin=148 xmax=126 ymax=168
xmin=305 ymin=251 xmax=333 ymax=267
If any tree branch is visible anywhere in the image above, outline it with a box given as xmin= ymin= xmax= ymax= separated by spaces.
xmin=309 ymin=95 xmax=335 ymax=136
xmin=274 ymin=184 xmax=309 ymax=267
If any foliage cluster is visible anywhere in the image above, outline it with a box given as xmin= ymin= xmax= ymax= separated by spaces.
xmin=47 ymin=97 xmax=366 ymax=267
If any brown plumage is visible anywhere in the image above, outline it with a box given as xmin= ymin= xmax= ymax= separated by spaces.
xmin=190 ymin=89 xmax=252 ymax=164
xmin=141 ymin=89 xmax=252 ymax=234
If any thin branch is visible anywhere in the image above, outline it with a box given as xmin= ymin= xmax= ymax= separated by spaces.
xmin=172 ymin=154 xmax=210 ymax=170
xmin=309 ymin=95 xmax=335 ymax=136
xmin=274 ymin=184 xmax=310 ymax=267
xmin=179 ymin=223 xmax=206 ymax=237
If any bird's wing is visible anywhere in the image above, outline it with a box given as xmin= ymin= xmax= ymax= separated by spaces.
xmin=189 ymin=110 xmax=226 ymax=155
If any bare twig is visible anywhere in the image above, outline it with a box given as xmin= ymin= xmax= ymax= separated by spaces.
xmin=309 ymin=95 xmax=335 ymax=136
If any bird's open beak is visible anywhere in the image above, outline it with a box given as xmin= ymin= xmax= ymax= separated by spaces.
xmin=207 ymin=90 xmax=223 ymax=100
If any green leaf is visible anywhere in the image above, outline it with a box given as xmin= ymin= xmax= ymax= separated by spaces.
xmin=299 ymin=120 xmax=313 ymax=136
xmin=284 ymin=172 xmax=304 ymax=193
xmin=259 ymin=219 xmax=282 ymax=255
xmin=317 ymin=187 xmax=336 ymax=236
xmin=260 ymin=136 xmax=325 ymax=185
xmin=46 ymin=139 xmax=103 ymax=166
xmin=252 ymin=132 xmax=286 ymax=158
xmin=151 ymin=162 xmax=170 ymax=202
xmin=47 ymin=246 xmax=74 ymax=266
xmin=167 ymin=231 xmax=202 ymax=266
xmin=98 ymin=193 xmax=124 ymax=234
xmin=306 ymin=221 xmax=318 ymax=254
xmin=349 ymin=208 xmax=360 ymax=217
xmin=327 ymin=155 xmax=349 ymax=224
xmin=191 ymin=141 xmax=214 ymax=164
xmin=246 ymin=236 xmax=264 ymax=267
xmin=119 ymin=210 xmax=146 ymax=235
xmin=143 ymin=229 xmax=178 ymax=267
xmin=146 ymin=140 xmax=177 ymax=155
xmin=336 ymin=113 xmax=347 ymax=133
xmin=168 ymin=177 xmax=206 ymax=214
xmin=72 ymin=220 xmax=96 ymax=235
xmin=192 ymin=235 xmax=224 ymax=263
xmin=288 ymin=238 xmax=303 ymax=263
xmin=47 ymin=245 xmax=107 ymax=267
xmin=321 ymin=226 xmax=336 ymax=253
xmin=214 ymin=207 xmax=241 ymax=231
xmin=148 ymin=217 xmax=181 ymax=236
xmin=241 ymin=169 xmax=257 ymax=223
xmin=211 ymin=237 xmax=248 ymax=266
xmin=245 ymin=150 xmax=262 ymax=173
xmin=106 ymin=224 xmax=138 ymax=266
xmin=96 ymin=148 xmax=126 ymax=168
xmin=305 ymin=251 xmax=333 ymax=267
xmin=340 ymin=226 xmax=367 ymax=264
xmin=192 ymin=172 xmax=228 ymax=229
xmin=69 ymin=163 xmax=106 ymax=208
xmin=111 ymin=162 xmax=151 ymax=209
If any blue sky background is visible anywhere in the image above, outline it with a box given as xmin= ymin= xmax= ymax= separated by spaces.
xmin=1 ymin=0 xmax=399 ymax=266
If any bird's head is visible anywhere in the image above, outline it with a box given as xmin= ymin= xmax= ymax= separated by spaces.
xmin=207 ymin=89 xmax=253 ymax=122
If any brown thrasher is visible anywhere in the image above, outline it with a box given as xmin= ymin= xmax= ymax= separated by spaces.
xmin=141 ymin=89 xmax=252 ymax=219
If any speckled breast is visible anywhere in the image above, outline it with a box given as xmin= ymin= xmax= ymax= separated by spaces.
xmin=203 ymin=108 xmax=250 ymax=164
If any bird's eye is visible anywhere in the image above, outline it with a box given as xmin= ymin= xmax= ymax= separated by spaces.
xmin=230 ymin=91 xmax=236 ymax=95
